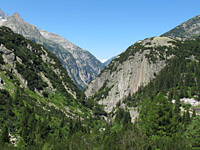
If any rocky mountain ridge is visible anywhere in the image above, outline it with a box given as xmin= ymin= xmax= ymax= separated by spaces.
xmin=0 ymin=26 xmax=107 ymax=149
xmin=39 ymin=29 xmax=104 ymax=89
xmin=86 ymin=14 xmax=200 ymax=114
xmin=0 ymin=9 xmax=104 ymax=89
xmin=85 ymin=37 xmax=175 ymax=113
xmin=161 ymin=15 xmax=200 ymax=39
xmin=0 ymin=26 xmax=85 ymax=117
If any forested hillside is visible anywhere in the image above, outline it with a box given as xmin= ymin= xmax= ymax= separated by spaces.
xmin=0 ymin=21 xmax=200 ymax=149
xmin=0 ymin=26 xmax=106 ymax=149
xmin=84 ymin=38 xmax=200 ymax=149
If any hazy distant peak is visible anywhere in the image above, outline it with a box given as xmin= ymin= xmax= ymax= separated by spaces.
xmin=0 ymin=9 xmax=7 ymax=25
xmin=0 ymin=9 xmax=6 ymax=19
xmin=12 ymin=12 xmax=21 ymax=18
xmin=0 ymin=8 xmax=5 ymax=16
xmin=12 ymin=12 xmax=24 ymax=22
xmin=103 ymin=56 xmax=116 ymax=66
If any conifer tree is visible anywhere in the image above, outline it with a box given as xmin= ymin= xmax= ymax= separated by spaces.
xmin=1 ymin=124 xmax=9 ymax=144
xmin=68 ymin=119 xmax=74 ymax=136
xmin=185 ymin=110 xmax=191 ymax=125
xmin=192 ymin=109 xmax=196 ymax=118
xmin=184 ymin=116 xmax=200 ymax=149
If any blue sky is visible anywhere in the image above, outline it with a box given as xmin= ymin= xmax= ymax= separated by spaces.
xmin=1 ymin=0 xmax=200 ymax=61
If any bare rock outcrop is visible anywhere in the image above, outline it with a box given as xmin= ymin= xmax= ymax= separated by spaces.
xmin=85 ymin=37 xmax=175 ymax=113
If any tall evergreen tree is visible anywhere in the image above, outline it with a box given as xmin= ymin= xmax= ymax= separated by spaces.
xmin=1 ymin=124 xmax=10 ymax=144
xmin=192 ymin=109 xmax=196 ymax=118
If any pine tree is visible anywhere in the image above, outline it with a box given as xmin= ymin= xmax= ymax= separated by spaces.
xmin=140 ymin=93 xmax=173 ymax=136
xmin=68 ymin=119 xmax=74 ymax=136
xmin=14 ymin=87 xmax=21 ymax=105
xmin=58 ymin=128 xmax=63 ymax=139
xmin=168 ymin=89 xmax=173 ymax=101
xmin=27 ymin=112 xmax=36 ymax=145
xmin=192 ymin=109 xmax=196 ymax=118
xmin=5 ymin=96 xmax=14 ymax=116
xmin=60 ymin=117 xmax=65 ymax=128
xmin=182 ymin=111 xmax=186 ymax=123
xmin=122 ymin=110 xmax=131 ymax=125
xmin=47 ymin=112 xmax=51 ymax=122
xmin=1 ymin=124 xmax=10 ymax=144
xmin=35 ymin=119 xmax=42 ymax=145
xmin=40 ymin=117 xmax=50 ymax=139
xmin=185 ymin=110 xmax=191 ymax=125
xmin=175 ymin=98 xmax=181 ymax=115
xmin=184 ymin=116 xmax=200 ymax=149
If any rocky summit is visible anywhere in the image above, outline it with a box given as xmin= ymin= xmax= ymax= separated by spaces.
xmin=0 ymin=9 xmax=104 ymax=89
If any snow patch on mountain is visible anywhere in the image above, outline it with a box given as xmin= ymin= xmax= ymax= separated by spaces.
xmin=100 ymin=59 xmax=108 ymax=63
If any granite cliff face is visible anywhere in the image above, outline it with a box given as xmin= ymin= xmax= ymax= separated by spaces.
xmin=0 ymin=9 xmax=104 ymax=89
xmin=39 ymin=30 xmax=104 ymax=89
xmin=161 ymin=15 xmax=200 ymax=39
xmin=85 ymin=37 xmax=176 ymax=113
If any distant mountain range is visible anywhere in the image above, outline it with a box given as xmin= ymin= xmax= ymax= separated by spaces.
xmin=0 ymin=9 xmax=104 ymax=89
xmin=101 ymin=56 xmax=117 ymax=66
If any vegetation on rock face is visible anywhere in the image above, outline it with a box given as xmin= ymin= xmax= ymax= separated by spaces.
xmin=0 ymin=26 xmax=106 ymax=149
xmin=0 ymin=26 xmax=82 ymax=97
xmin=125 ymin=39 xmax=200 ymax=107
xmin=83 ymin=38 xmax=200 ymax=149
xmin=91 ymin=80 xmax=114 ymax=101
xmin=103 ymin=38 xmax=171 ymax=75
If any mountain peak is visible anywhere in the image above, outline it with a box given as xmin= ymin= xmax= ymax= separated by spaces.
xmin=0 ymin=9 xmax=104 ymax=90
xmin=0 ymin=9 xmax=6 ymax=18
xmin=0 ymin=8 xmax=4 ymax=14
xmin=12 ymin=12 xmax=21 ymax=18
xmin=9 ymin=12 xmax=27 ymax=25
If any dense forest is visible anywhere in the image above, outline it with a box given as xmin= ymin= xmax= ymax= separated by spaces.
xmin=1 ymin=87 xmax=199 ymax=150
xmin=0 ymin=26 xmax=200 ymax=149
